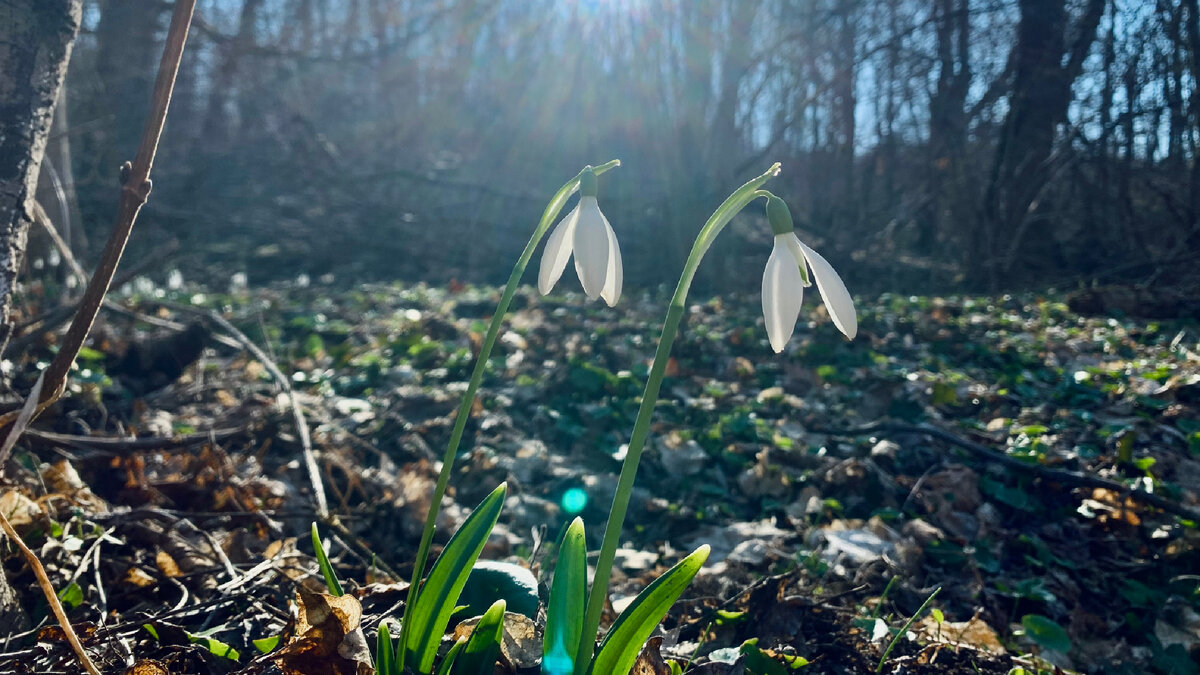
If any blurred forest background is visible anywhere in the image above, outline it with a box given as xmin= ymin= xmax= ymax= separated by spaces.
xmin=40 ymin=0 xmax=1200 ymax=294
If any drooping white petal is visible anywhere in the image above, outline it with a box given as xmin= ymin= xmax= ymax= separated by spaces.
xmin=599 ymin=211 xmax=622 ymax=306
xmin=538 ymin=203 xmax=580 ymax=295
xmin=572 ymin=196 xmax=610 ymax=300
xmin=795 ymin=237 xmax=858 ymax=339
xmin=782 ymin=234 xmax=812 ymax=288
xmin=762 ymin=234 xmax=806 ymax=353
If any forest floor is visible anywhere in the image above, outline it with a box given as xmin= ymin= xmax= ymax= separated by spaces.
xmin=1 ymin=278 xmax=1198 ymax=674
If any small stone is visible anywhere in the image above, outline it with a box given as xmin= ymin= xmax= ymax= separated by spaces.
xmin=871 ymin=440 xmax=900 ymax=460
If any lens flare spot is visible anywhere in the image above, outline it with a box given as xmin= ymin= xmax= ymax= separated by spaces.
xmin=561 ymin=488 xmax=588 ymax=515
xmin=543 ymin=650 xmax=574 ymax=675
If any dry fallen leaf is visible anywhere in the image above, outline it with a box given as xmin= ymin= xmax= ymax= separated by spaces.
xmin=275 ymin=589 xmax=372 ymax=675
xmin=0 ymin=490 xmax=43 ymax=529
xmin=124 ymin=660 xmax=170 ymax=675
xmin=631 ymin=636 xmax=671 ymax=675
xmin=124 ymin=566 xmax=157 ymax=588
xmin=156 ymin=550 xmax=183 ymax=578
xmin=915 ymin=615 xmax=1006 ymax=654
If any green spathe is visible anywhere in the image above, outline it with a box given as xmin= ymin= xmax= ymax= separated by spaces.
xmin=766 ymin=196 xmax=794 ymax=236
xmin=579 ymin=166 xmax=597 ymax=197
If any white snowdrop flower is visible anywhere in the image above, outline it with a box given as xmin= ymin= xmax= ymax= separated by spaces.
xmin=230 ymin=272 xmax=248 ymax=292
xmin=761 ymin=197 xmax=857 ymax=353
xmin=538 ymin=166 xmax=622 ymax=306
xmin=296 ymin=273 xmax=310 ymax=288
xmin=167 ymin=269 xmax=184 ymax=290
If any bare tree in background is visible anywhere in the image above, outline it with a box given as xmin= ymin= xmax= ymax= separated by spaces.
xmin=21 ymin=0 xmax=1198 ymax=293
xmin=982 ymin=0 xmax=1105 ymax=286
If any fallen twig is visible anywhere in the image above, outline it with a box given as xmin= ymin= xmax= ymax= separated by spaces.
xmin=25 ymin=425 xmax=246 ymax=455
xmin=813 ymin=421 xmax=1200 ymax=522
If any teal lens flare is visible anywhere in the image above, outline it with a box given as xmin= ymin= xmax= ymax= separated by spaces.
xmin=561 ymin=488 xmax=588 ymax=515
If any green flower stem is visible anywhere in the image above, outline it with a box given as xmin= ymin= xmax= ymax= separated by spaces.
xmin=396 ymin=159 xmax=620 ymax=674
xmin=573 ymin=163 xmax=781 ymax=675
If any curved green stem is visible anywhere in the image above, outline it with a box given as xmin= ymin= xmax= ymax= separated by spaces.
xmin=396 ymin=159 xmax=620 ymax=674
xmin=573 ymin=163 xmax=781 ymax=675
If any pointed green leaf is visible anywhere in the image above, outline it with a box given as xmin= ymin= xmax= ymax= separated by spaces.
xmin=405 ymin=483 xmax=508 ymax=673
xmin=588 ymin=545 xmax=709 ymax=675
xmin=311 ymin=522 xmax=343 ymax=596
xmin=1021 ymin=614 xmax=1072 ymax=653
xmin=544 ymin=518 xmax=586 ymax=675
xmin=451 ymin=600 xmax=506 ymax=675
xmin=435 ymin=638 xmax=468 ymax=675
xmin=253 ymin=635 xmax=281 ymax=654
xmin=57 ymin=582 xmax=83 ymax=609
xmin=376 ymin=622 xmax=395 ymax=675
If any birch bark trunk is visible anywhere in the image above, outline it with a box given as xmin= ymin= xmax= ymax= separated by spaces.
xmin=0 ymin=0 xmax=83 ymax=632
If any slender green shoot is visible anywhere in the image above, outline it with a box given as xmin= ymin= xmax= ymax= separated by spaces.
xmin=310 ymin=522 xmax=343 ymax=596
xmin=435 ymin=638 xmax=467 ymax=675
xmin=876 ymin=586 xmax=941 ymax=673
xmin=544 ymin=518 xmax=587 ymax=675
xmin=376 ymin=622 xmax=395 ymax=675
xmin=452 ymin=599 xmax=506 ymax=675
xmin=573 ymin=163 xmax=782 ymax=674
xmin=395 ymin=159 xmax=619 ymax=673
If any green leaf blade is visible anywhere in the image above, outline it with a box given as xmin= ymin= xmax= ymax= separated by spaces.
xmin=1021 ymin=613 xmax=1072 ymax=653
xmin=435 ymin=638 xmax=468 ymax=675
xmin=451 ymin=599 xmax=506 ymax=675
xmin=376 ymin=622 xmax=395 ymax=675
xmin=588 ymin=545 xmax=710 ymax=675
xmin=405 ymin=482 xmax=508 ymax=674
xmin=544 ymin=518 xmax=587 ymax=675
xmin=311 ymin=522 xmax=343 ymax=596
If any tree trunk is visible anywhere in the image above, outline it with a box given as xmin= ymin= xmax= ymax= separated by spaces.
xmin=0 ymin=0 xmax=82 ymax=631
xmin=981 ymin=0 xmax=1104 ymax=286
xmin=927 ymin=0 xmax=971 ymax=257
xmin=0 ymin=0 xmax=83 ymax=357
xmin=1180 ymin=0 xmax=1200 ymax=256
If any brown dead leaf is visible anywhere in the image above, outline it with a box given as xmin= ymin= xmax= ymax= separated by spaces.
xmin=156 ymin=550 xmax=183 ymax=578
xmin=1082 ymin=488 xmax=1142 ymax=527
xmin=124 ymin=566 xmax=157 ymax=588
xmin=38 ymin=622 xmax=97 ymax=643
xmin=0 ymin=490 xmax=43 ymax=528
xmin=914 ymin=615 xmax=1005 ymax=654
xmin=124 ymin=660 xmax=169 ymax=675
xmin=631 ymin=636 xmax=671 ymax=675
xmin=275 ymin=589 xmax=371 ymax=675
